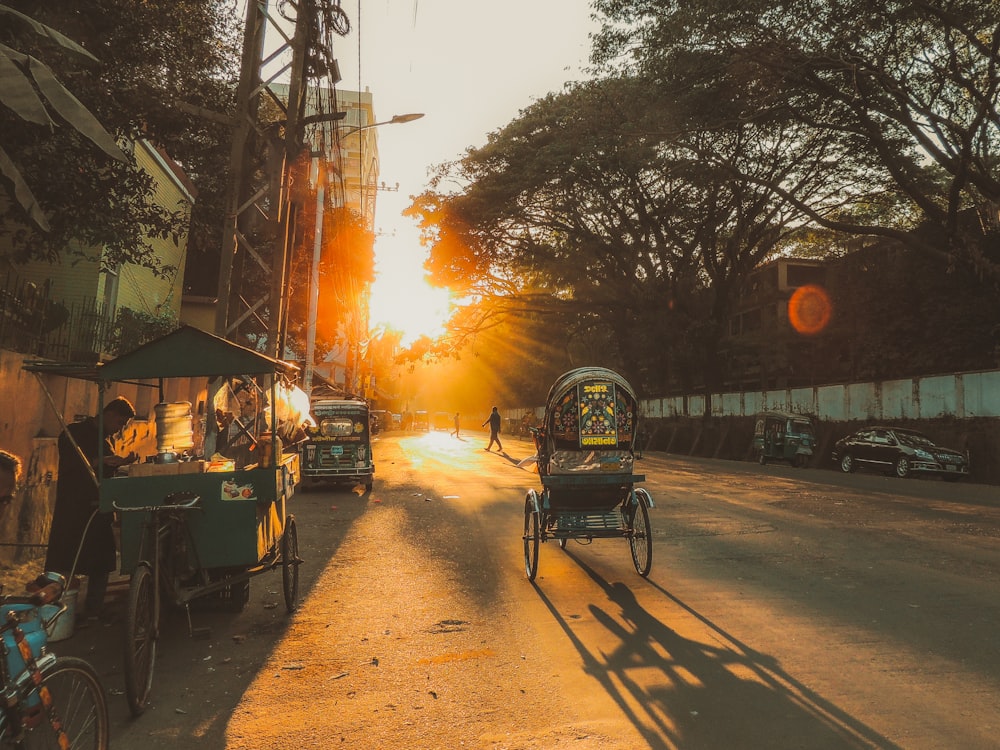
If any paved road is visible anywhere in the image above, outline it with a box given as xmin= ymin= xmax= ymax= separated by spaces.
xmin=55 ymin=431 xmax=1000 ymax=748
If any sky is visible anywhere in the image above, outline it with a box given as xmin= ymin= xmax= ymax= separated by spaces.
xmin=330 ymin=0 xmax=600 ymax=343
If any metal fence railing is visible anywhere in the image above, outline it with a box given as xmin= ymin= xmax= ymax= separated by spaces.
xmin=0 ymin=270 xmax=173 ymax=361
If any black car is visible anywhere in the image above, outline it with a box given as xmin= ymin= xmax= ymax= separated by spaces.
xmin=831 ymin=426 xmax=970 ymax=481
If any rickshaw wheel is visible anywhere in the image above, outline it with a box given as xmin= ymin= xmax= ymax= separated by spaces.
xmin=558 ymin=537 xmax=567 ymax=550
xmin=523 ymin=494 xmax=539 ymax=581
xmin=124 ymin=563 xmax=156 ymax=717
xmin=282 ymin=515 xmax=300 ymax=613
xmin=629 ymin=489 xmax=653 ymax=577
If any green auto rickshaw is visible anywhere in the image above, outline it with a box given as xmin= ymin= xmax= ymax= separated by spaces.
xmin=753 ymin=411 xmax=815 ymax=467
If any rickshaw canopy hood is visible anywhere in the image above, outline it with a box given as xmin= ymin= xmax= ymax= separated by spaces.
xmin=25 ymin=326 xmax=298 ymax=382
xmin=546 ymin=367 xmax=637 ymax=408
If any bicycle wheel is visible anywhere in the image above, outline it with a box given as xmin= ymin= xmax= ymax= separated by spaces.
xmin=628 ymin=489 xmax=653 ymax=577
xmin=22 ymin=656 xmax=109 ymax=750
xmin=523 ymin=492 xmax=539 ymax=581
xmin=123 ymin=563 xmax=156 ymax=717
xmin=282 ymin=515 xmax=299 ymax=613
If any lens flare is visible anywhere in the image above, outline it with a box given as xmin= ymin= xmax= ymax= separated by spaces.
xmin=788 ymin=284 xmax=832 ymax=335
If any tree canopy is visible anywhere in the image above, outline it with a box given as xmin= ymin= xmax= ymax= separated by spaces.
xmin=0 ymin=0 xmax=241 ymax=275
xmin=592 ymin=0 xmax=1000 ymax=285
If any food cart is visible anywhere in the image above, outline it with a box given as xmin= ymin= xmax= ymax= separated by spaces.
xmin=26 ymin=326 xmax=302 ymax=717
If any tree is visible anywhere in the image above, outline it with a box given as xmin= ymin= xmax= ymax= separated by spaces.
xmin=0 ymin=4 xmax=127 ymax=230
xmin=285 ymin=202 xmax=375 ymax=362
xmin=409 ymin=74 xmax=836 ymax=400
xmin=593 ymin=0 xmax=1000 ymax=286
xmin=0 ymin=0 xmax=241 ymax=275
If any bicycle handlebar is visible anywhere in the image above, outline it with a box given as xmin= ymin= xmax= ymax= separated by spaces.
xmin=113 ymin=491 xmax=201 ymax=514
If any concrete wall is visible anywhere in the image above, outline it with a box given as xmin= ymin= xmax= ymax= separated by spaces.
xmin=0 ymin=349 xmax=208 ymax=567
xmin=618 ymin=369 xmax=1000 ymax=422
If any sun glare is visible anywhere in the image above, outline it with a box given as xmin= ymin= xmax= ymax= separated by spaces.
xmin=370 ymin=265 xmax=451 ymax=347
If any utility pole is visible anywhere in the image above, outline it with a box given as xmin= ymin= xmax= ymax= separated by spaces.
xmin=215 ymin=0 xmax=348 ymax=359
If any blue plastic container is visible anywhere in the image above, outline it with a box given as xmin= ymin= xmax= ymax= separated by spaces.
xmin=1 ymin=603 xmax=47 ymax=683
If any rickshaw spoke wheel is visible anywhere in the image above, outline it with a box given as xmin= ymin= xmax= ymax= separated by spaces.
xmin=629 ymin=489 xmax=653 ymax=577
xmin=123 ymin=563 xmax=156 ymax=717
xmin=282 ymin=516 xmax=300 ymax=613
xmin=523 ymin=495 xmax=539 ymax=581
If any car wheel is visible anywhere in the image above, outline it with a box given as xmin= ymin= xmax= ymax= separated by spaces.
xmin=839 ymin=453 xmax=855 ymax=473
xmin=894 ymin=456 xmax=911 ymax=478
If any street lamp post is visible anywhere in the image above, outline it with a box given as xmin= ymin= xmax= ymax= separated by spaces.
xmin=302 ymin=112 xmax=425 ymax=394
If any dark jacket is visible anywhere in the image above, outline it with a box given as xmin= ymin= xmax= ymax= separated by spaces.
xmin=44 ymin=418 xmax=117 ymax=577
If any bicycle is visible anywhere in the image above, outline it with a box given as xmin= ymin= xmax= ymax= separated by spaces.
xmin=113 ymin=490 xmax=298 ymax=717
xmin=0 ymin=573 xmax=109 ymax=749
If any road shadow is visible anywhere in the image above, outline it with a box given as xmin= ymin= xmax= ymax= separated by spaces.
xmin=531 ymin=553 xmax=901 ymax=750
xmin=51 ymin=482 xmax=377 ymax=746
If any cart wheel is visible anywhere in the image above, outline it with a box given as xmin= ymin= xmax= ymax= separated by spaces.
xmin=629 ymin=489 xmax=653 ymax=577
xmin=123 ymin=563 xmax=156 ymax=717
xmin=523 ymin=493 xmax=540 ymax=581
xmin=282 ymin=515 xmax=300 ymax=613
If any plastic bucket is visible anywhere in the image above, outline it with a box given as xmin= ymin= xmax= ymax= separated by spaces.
xmin=41 ymin=588 xmax=77 ymax=642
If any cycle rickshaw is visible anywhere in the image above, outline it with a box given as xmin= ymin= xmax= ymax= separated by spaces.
xmin=523 ymin=367 xmax=654 ymax=581
xmin=27 ymin=326 xmax=302 ymax=717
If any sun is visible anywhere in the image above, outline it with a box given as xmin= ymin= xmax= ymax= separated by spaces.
xmin=370 ymin=254 xmax=451 ymax=346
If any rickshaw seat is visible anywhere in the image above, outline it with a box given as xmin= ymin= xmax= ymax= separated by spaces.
xmin=541 ymin=473 xmax=644 ymax=511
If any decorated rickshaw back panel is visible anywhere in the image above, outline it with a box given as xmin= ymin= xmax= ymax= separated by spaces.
xmin=545 ymin=372 xmax=637 ymax=477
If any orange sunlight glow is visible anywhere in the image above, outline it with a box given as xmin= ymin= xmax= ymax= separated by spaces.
xmin=788 ymin=283 xmax=832 ymax=335
xmin=370 ymin=262 xmax=451 ymax=347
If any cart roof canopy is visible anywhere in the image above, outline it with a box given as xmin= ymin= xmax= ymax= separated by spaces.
xmin=25 ymin=326 xmax=297 ymax=381
xmin=546 ymin=367 xmax=637 ymax=408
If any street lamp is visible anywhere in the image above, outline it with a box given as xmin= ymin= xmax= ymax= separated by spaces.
xmin=344 ymin=112 xmax=425 ymax=136
xmin=302 ymin=112 xmax=425 ymax=394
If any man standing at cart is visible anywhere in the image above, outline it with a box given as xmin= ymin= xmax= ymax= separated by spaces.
xmin=482 ymin=406 xmax=503 ymax=452
xmin=45 ymin=396 xmax=137 ymax=620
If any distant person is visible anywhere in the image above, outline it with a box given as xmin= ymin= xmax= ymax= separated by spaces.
xmin=451 ymin=413 xmax=460 ymax=438
xmin=46 ymin=396 xmax=138 ymax=619
xmin=482 ymin=406 xmax=503 ymax=452
xmin=0 ymin=449 xmax=23 ymax=515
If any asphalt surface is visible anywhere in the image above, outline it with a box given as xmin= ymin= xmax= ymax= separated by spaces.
xmin=24 ymin=430 xmax=1000 ymax=748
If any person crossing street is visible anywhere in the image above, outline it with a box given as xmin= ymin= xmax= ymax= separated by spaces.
xmin=482 ymin=406 xmax=503 ymax=452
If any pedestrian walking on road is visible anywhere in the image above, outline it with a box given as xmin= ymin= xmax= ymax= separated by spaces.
xmin=451 ymin=413 xmax=461 ymax=438
xmin=482 ymin=406 xmax=503 ymax=452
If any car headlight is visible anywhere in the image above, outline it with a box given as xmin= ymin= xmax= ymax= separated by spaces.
xmin=914 ymin=449 xmax=933 ymax=460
